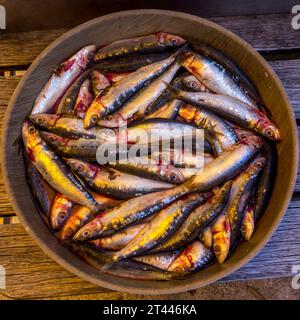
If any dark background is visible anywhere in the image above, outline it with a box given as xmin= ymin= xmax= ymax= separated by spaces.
xmin=0 ymin=0 xmax=297 ymax=33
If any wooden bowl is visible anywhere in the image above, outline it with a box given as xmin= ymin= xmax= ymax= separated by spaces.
xmin=1 ymin=10 xmax=298 ymax=295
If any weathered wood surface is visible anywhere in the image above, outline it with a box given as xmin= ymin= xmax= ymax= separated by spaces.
xmin=0 ymin=14 xmax=299 ymax=67
xmin=0 ymin=199 xmax=299 ymax=299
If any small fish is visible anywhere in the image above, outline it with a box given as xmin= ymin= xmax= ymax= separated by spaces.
xmin=56 ymin=68 xmax=91 ymax=114
xmin=90 ymin=70 xmax=110 ymax=96
xmin=84 ymin=52 xmax=180 ymax=128
xmin=166 ymin=85 xmax=280 ymax=141
xmin=133 ymin=252 xmax=179 ymax=271
xmin=226 ymin=156 xmax=266 ymax=246
xmin=69 ymin=242 xmax=178 ymax=280
xmin=94 ymin=52 xmax=172 ymax=73
xmin=97 ymin=62 xmax=181 ymax=127
xmin=168 ymin=240 xmax=213 ymax=273
xmin=40 ymin=132 xmax=102 ymax=161
xmin=59 ymin=193 xmax=119 ymax=240
xmin=151 ymin=181 xmax=231 ymax=253
xmin=29 ymin=114 xmax=101 ymax=139
xmin=26 ymin=159 xmax=55 ymax=217
xmin=179 ymin=104 xmax=238 ymax=152
xmin=182 ymin=51 xmax=258 ymax=108
xmin=94 ymin=33 xmax=186 ymax=61
xmin=65 ymin=158 xmax=173 ymax=199
xmin=212 ymin=213 xmax=231 ymax=264
xmin=32 ymin=45 xmax=96 ymax=114
xmin=22 ymin=121 xmax=99 ymax=212
xmin=194 ymin=43 xmax=260 ymax=102
xmin=145 ymin=99 xmax=182 ymax=120
xmin=253 ymin=141 xmax=277 ymax=221
xmin=182 ymin=136 xmax=263 ymax=193
xmin=112 ymin=192 xmax=211 ymax=261
xmin=199 ymin=226 xmax=213 ymax=248
xmin=73 ymin=184 xmax=189 ymax=241
xmin=181 ymin=74 xmax=211 ymax=92
xmin=73 ymin=78 xmax=94 ymax=118
xmin=91 ymin=223 xmax=146 ymax=251
xmin=50 ymin=193 xmax=74 ymax=231
xmin=241 ymin=205 xmax=255 ymax=240
xmin=108 ymin=158 xmax=186 ymax=184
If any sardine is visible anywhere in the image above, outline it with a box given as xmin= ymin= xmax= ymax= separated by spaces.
xmin=90 ymin=70 xmax=110 ymax=96
xmin=94 ymin=52 xmax=172 ymax=73
xmin=241 ymin=205 xmax=255 ymax=240
xmin=50 ymin=193 xmax=74 ymax=231
xmin=59 ymin=193 xmax=119 ymax=240
xmin=65 ymin=158 xmax=173 ymax=199
xmin=69 ymin=242 xmax=178 ymax=280
xmin=194 ymin=43 xmax=260 ymax=101
xmin=73 ymin=78 xmax=94 ymax=118
xmin=56 ymin=68 xmax=91 ymax=114
xmin=22 ymin=121 xmax=99 ymax=212
xmin=73 ymin=184 xmax=189 ymax=241
xmin=26 ymin=160 xmax=55 ymax=217
xmin=151 ymin=181 xmax=231 ymax=253
xmin=94 ymin=33 xmax=186 ymax=61
xmin=84 ymin=52 xmax=181 ymax=128
xmin=97 ymin=62 xmax=181 ymax=127
xmin=168 ymin=240 xmax=213 ymax=273
xmin=182 ymin=51 xmax=258 ymax=108
xmin=108 ymin=158 xmax=186 ymax=184
xmin=166 ymin=86 xmax=280 ymax=141
xmin=179 ymin=104 xmax=238 ymax=151
xmin=40 ymin=132 xmax=102 ymax=160
xmin=253 ymin=141 xmax=277 ymax=221
xmin=29 ymin=114 xmax=101 ymax=139
xmin=91 ymin=223 xmax=146 ymax=251
xmin=212 ymin=213 xmax=231 ymax=263
xmin=32 ymin=45 xmax=96 ymax=114
xmin=112 ymin=192 xmax=211 ymax=261
xmin=182 ymin=137 xmax=263 ymax=193
xmin=226 ymin=156 xmax=266 ymax=246
xmin=133 ymin=252 xmax=179 ymax=271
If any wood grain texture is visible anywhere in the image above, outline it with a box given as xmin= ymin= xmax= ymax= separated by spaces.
xmin=0 ymin=198 xmax=299 ymax=299
xmin=0 ymin=13 xmax=299 ymax=68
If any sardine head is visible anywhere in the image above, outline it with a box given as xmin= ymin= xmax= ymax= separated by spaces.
xmin=65 ymin=158 xmax=97 ymax=179
xmin=40 ymin=131 xmax=68 ymax=148
xmin=156 ymin=32 xmax=187 ymax=47
xmin=28 ymin=113 xmax=59 ymax=129
xmin=73 ymin=219 xmax=103 ymax=241
xmin=22 ymin=121 xmax=42 ymax=152
xmin=76 ymin=45 xmax=96 ymax=68
xmin=263 ymin=124 xmax=281 ymax=142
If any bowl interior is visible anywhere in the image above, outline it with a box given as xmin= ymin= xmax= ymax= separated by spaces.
xmin=2 ymin=10 xmax=298 ymax=294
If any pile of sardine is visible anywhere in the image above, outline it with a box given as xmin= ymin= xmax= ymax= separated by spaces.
xmin=22 ymin=32 xmax=279 ymax=280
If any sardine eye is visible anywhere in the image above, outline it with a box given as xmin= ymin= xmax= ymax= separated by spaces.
xmin=28 ymin=126 xmax=36 ymax=134
xmin=87 ymin=52 xmax=94 ymax=60
xmin=169 ymin=173 xmax=178 ymax=182
xmin=189 ymin=81 xmax=197 ymax=88
xmin=76 ymin=164 xmax=84 ymax=171
xmin=58 ymin=212 xmax=66 ymax=221
xmin=91 ymin=115 xmax=98 ymax=124
xmin=82 ymin=229 xmax=90 ymax=238
xmin=265 ymin=128 xmax=273 ymax=137
xmin=36 ymin=116 xmax=44 ymax=124
xmin=65 ymin=227 xmax=74 ymax=237
xmin=48 ymin=136 xmax=57 ymax=142
xmin=170 ymin=38 xmax=178 ymax=44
